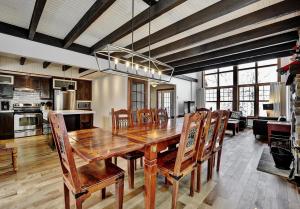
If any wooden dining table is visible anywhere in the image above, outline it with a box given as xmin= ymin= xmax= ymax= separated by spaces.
xmin=68 ymin=118 xmax=184 ymax=209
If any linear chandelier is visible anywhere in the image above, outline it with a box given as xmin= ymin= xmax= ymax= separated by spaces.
xmin=93 ymin=0 xmax=174 ymax=83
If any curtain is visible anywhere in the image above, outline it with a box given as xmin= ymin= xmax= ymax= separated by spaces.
xmin=269 ymin=82 xmax=284 ymax=117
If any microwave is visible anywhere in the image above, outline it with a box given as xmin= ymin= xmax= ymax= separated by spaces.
xmin=77 ymin=101 xmax=91 ymax=110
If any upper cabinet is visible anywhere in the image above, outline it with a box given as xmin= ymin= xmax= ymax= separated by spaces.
xmin=40 ymin=78 xmax=52 ymax=99
xmin=76 ymin=80 xmax=92 ymax=101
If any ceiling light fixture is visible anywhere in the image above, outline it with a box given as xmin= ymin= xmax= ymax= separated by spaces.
xmin=93 ymin=0 xmax=174 ymax=83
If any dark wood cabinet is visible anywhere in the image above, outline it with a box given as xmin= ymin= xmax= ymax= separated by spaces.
xmin=40 ymin=78 xmax=51 ymax=99
xmin=14 ymin=75 xmax=27 ymax=88
xmin=0 ymin=113 xmax=14 ymax=139
xmin=14 ymin=75 xmax=41 ymax=90
xmin=80 ymin=114 xmax=93 ymax=129
xmin=76 ymin=80 xmax=92 ymax=101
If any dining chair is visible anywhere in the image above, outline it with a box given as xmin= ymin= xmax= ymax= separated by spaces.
xmin=157 ymin=112 xmax=206 ymax=209
xmin=211 ymin=110 xmax=230 ymax=175
xmin=112 ymin=108 xmax=144 ymax=189
xmin=49 ymin=112 xmax=125 ymax=209
xmin=196 ymin=110 xmax=220 ymax=193
xmin=155 ymin=108 xmax=169 ymax=124
xmin=137 ymin=108 xmax=154 ymax=125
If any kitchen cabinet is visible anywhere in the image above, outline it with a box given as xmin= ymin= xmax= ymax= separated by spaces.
xmin=40 ymin=78 xmax=51 ymax=99
xmin=80 ymin=114 xmax=93 ymax=129
xmin=14 ymin=75 xmax=41 ymax=90
xmin=76 ymin=80 xmax=92 ymax=101
xmin=62 ymin=113 xmax=93 ymax=131
xmin=0 ymin=113 xmax=14 ymax=139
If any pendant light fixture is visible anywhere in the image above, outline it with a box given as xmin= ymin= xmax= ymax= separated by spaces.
xmin=68 ymin=68 xmax=75 ymax=91
xmin=61 ymin=70 xmax=67 ymax=92
xmin=94 ymin=0 xmax=174 ymax=83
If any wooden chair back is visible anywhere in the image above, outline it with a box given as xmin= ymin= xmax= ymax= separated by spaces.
xmin=173 ymin=112 xmax=206 ymax=176
xmin=215 ymin=110 xmax=230 ymax=148
xmin=112 ymin=108 xmax=134 ymax=130
xmin=196 ymin=107 xmax=210 ymax=112
xmin=48 ymin=112 xmax=82 ymax=193
xmin=137 ymin=108 xmax=154 ymax=125
xmin=155 ymin=108 xmax=168 ymax=124
xmin=198 ymin=111 xmax=220 ymax=160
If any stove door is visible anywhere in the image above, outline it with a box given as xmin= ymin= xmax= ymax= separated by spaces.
xmin=14 ymin=113 xmax=42 ymax=131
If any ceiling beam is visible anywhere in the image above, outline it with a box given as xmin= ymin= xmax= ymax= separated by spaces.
xmin=173 ymin=43 xmax=294 ymax=74
xmin=63 ymin=0 xmax=116 ymax=48
xmin=142 ymin=0 xmax=159 ymax=6
xmin=169 ymin=31 xmax=298 ymax=67
xmin=145 ymin=0 xmax=300 ymax=59
xmin=160 ymin=15 xmax=300 ymax=63
xmin=20 ymin=57 xmax=26 ymax=65
xmin=127 ymin=0 xmax=258 ymax=52
xmin=174 ymin=75 xmax=198 ymax=82
xmin=43 ymin=61 xmax=51 ymax=68
xmin=62 ymin=65 xmax=71 ymax=71
xmin=79 ymin=68 xmax=89 ymax=74
xmin=28 ymin=0 xmax=47 ymax=40
xmin=173 ymin=51 xmax=291 ymax=75
xmin=91 ymin=0 xmax=187 ymax=53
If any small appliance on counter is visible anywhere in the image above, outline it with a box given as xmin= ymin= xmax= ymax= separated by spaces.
xmin=54 ymin=89 xmax=76 ymax=110
xmin=77 ymin=101 xmax=92 ymax=110
xmin=184 ymin=101 xmax=196 ymax=114
xmin=1 ymin=101 xmax=10 ymax=111
xmin=13 ymin=103 xmax=43 ymax=138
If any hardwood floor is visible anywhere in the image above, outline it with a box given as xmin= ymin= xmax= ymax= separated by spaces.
xmin=0 ymin=130 xmax=299 ymax=209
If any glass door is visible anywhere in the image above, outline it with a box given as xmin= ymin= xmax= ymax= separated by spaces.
xmin=157 ymin=90 xmax=175 ymax=118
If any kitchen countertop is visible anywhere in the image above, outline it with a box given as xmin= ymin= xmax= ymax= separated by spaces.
xmin=51 ymin=110 xmax=95 ymax=115
xmin=0 ymin=110 xmax=14 ymax=113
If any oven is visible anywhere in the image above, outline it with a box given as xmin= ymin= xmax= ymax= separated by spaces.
xmin=14 ymin=113 xmax=43 ymax=138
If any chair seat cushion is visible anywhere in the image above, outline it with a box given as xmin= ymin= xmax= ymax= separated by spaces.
xmin=158 ymin=156 xmax=195 ymax=178
xmin=121 ymin=151 xmax=144 ymax=160
xmin=65 ymin=161 xmax=124 ymax=190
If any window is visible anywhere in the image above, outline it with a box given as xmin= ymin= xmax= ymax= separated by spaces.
xmin=238 ymin=69 xmax=255 ymax=85
xmin=257 ymin=58 xmax=277 ymax=66
xmin=220 ymin=88 xmax=232 ymax=110
xmin=239 ymin=86 xmax=255 ymax=116
xmin=258 ymin=66 xmax=277 ymax=83
xmin=204 ymin=74 xmax=218 ymax=87
xmin=238 ymin=62 xmax=255 ymax=69
xmin=205 ymin=89 xmax=217 ymax=110
xmin=219 ymin=72 xmax=233 ymax=86
xmin=259 ymin=85 xmax=270 ymax=116
xmin=130 ymin=79 xmax=146 ymax=121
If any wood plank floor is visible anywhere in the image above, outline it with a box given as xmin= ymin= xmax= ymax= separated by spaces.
xmin=0 ymin=130 xmax=299 ymax=209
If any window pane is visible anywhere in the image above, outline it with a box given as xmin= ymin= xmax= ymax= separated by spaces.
xmin=239 ymin=102 xmax=254 ymax=116
xmin=238 ymin=69 xmax=255 ymax=85
xmin=220 ymin=88 xmax=232 ymax=101
xmin=258 ymin=66 xmax=277 ymax=83
xmin=239 ymin=86 xmax=254 ymax=101
xmin=259 ymin=102 xmax=269 ymax=117
xmin=257 ymin=58 xmax=277 ymax=66
xmin=205 ymin=69 xmax=218 ymax=74
xmin=220 ymin=102 xmax=232 ymax=110
xmin=219 ymin=72 xmax=233 ymax=86
xmin=205 ymin=89 xmax=217 ymax=101
xmin=219 ymin=66 xmax=233 ymax=72
xmin=259 ymin=85 xmax=270 ymax=101
xmin=205 ymin=74 xmax=218 ymax=87
xmin=238 ymin=62 xmax=255 ymax=69
xmin=205 ymin=102 xmax=217 ymax=111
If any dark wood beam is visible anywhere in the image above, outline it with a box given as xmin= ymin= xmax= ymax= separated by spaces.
xmin=28 ymin=0 xmax=47 ymax=40
xmin=160 ymin=15 xmax=300 ymax=63
xmin=91 ymin=0 xmax=187 ymax=53
xmin=173 ymin=51 xmax=291 ymax=75
xmin=63 ymin=0 xmax=116 ymax=48
xmin=169 ymin=31 xmax=298 ymax=67
xmin=62 ymin=65 xmax=71 ymax=71
xmin=79 ymin=68 xmax=89 ymax=74
xmin=142 ymin=0 xmax=159 ymax=6
xmin=173 ymin=43 xmax=294 ymax=74
xmin=128 ymin=0 xmax=258 ymax=51
xmin=20 ymin=57 xmax=26 ymax=65
xmin=174 ymin=75 xmax=198 ymax=82
xmin=43 ymin=61 xmax=51 ymax=68
xmin=146 ymin=0 xmax=300 ymax=59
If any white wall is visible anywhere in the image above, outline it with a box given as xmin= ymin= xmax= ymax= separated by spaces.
xmin=92 ymin=74 xmax=128 ymax=130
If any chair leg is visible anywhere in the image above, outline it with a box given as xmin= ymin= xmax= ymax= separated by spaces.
xmin=101 ymin=188 xmax=106 ymax=199
xmin=12 ymin=148 xmax=17 ymax=172
xmin=196 ymin=163 xmax=201 ymax=193
xmin=114 ymin=157 xmax=118 ymax=165
xmin=217 ymin=149 xmax=222 ymax=172
xmin=134 ymin=159 xmax=137 ymax=170
xmin=127 ymin=159 xmax=135 ymax=189
xmin=75 ymin=199 xmax=82 ymax=209
xmin=115 ymin=177 xmax=124 ymax=209
xmin=190 ymin=169 xmax=195 ymax=197
xmin=207 ymin=159 xmax=211 ymax=182
xmin=140 ymin=157 xmax=143 ymax=167
xmin=172 ymin=180 xmax=180 ymax=209
xmin=64 ymin=183 xmax=70 ymax=209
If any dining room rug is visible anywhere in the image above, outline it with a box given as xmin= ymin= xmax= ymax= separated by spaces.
xmin=256 ymin=148 xmax=291 ymax=178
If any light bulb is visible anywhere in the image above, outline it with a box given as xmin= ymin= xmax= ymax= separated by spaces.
xmin=125 ymin=61 xmax=130 ymax=67
xmin=144 ymin=66 xmax=148 ymax=72
xmin=158 ymin=71 xmax=161 ymax=76
xmin=135 ymin=64 xmax=139 ymax=70
xmin=151 ymin=69 xmax=155 ymax=74
xmin=114 ymin=58 xmax=119 ymax=65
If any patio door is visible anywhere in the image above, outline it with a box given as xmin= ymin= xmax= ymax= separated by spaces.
xmin=157 ymin=90 xmax=175 ymax=118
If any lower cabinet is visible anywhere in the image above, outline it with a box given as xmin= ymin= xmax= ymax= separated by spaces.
xmin=63 ymin=114 xmax=93 ymax=132
xmin=0 ymin=113 xmax=14 ymax=139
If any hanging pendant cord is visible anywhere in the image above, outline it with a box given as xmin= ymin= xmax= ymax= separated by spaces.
xmin=131 ymin=0 xmax=134 ymax=68
xmin=148 ymin=3 xmax=151 ymax=70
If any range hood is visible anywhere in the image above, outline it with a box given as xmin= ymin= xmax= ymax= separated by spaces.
xmin=14 ymin=75 xmax=36 ymax=92
xmin=14 ymin=87 xmax=36 ymax=92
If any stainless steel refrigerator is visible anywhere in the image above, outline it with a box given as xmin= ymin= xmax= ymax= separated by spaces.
xmin=54 ymin=90 xmax=76 ymax=110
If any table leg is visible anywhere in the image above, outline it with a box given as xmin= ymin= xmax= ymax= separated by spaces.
xmin=12 ymin=148 xmax=17 ymax=172
xmin=144 ymin=145 xmax=158 ymax=209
